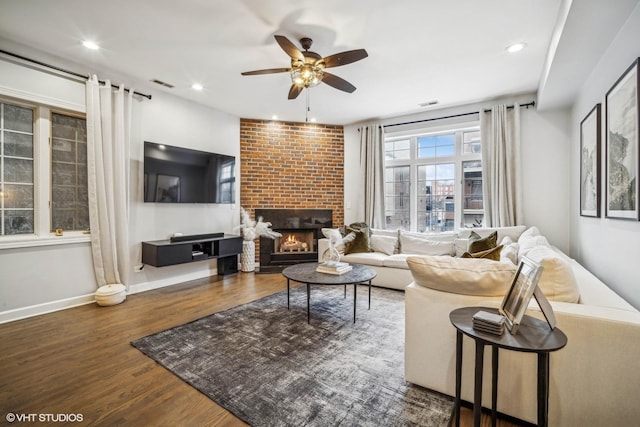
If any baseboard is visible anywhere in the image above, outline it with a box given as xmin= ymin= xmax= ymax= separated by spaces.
xmin=0 ymin=293 xmax=96 ymax=324
xmin=0 ymin=268 xmax=221 ymax=324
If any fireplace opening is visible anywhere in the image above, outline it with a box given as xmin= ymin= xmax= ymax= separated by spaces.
xmin=256 ymin=208 xmax=332 ymax=273
xmin=275 ymin=231 xmax=314 ymax=253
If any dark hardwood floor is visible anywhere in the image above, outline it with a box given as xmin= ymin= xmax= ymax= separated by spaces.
xmin=0 ymin=272 xmax=521 ymax=426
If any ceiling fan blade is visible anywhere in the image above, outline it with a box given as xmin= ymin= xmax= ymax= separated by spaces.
xmin=288 ymin=84 xmax=303 ymax=99
xmin=241 ymin=67 xmax=291 ymax=76
xmin=321 ymin=72 xmax=356 ymax=93
xmin=274 ymin=35 xmax=304 ymax=61
xmin=321 ymin=49 xmax=368 ymax=68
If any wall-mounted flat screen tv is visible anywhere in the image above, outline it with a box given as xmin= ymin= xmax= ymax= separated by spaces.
xmin=144 ymin=141 xmax=235 ymax=204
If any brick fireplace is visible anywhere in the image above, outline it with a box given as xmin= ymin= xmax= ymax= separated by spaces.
xmin=256 ymin=208 xmax=332 ymax=272
xmin=240 ymin=118 xmax=345 ymax=270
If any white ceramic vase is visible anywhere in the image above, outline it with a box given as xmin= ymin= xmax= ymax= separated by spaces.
xmin=241 ymin=240 xmax=256 ymax=272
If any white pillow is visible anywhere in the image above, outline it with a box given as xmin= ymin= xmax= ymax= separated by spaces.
xmin=524 ymin=247 xmax=580 ymax=303
xmin=499 ymin=236 xmax=519 ymax=265
xmin=401 ymin=230 xmax=457 ymax=242
xmin=370 ymin=235 xmax=398 ymax=255
xmin=370 ymin=228 xmax=399 ymax=238
xmin=407 ymin=256 xmax=517 ymax=296
xmin=399 ymin=233 xmax=455 ymax=256
xmin=518 ymin=227 xmax=550 ymax=259
xmin=454 ymin=238 xmax=469 ymax=257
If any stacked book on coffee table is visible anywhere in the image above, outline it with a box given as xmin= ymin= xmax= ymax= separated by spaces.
xmin=472 ymin=310 xmax=505 ymax=336
xmin=316 ymin=261 xmax=352 ymax=275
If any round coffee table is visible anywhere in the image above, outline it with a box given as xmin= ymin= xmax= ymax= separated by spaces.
xmin=282 ymin=262 xmax=376 ymax=323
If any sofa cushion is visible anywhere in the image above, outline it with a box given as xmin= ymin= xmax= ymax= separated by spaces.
xmin=382 ymin=254 xmax=412 ymax=269
xmin=467 ymin=230 xmax=498 ymax=253
xmin=344 ymin=226 xmax=372 ymax=254
xmin=399 ymin=233 xmax=455 ymax=256
xmin=524 ymin=246 xmax=580 ymax=303
xmin=370 ymin=234 xmax=398 ymax=255
xmin=462 ymin=245 xmax=503 ymax=261
xmin=340 ymin=251 xmax=386 ymax=267
xmin=407 ymin=256 xmax=517 ymax=296
xmin=371 ymin=228 xmax=399 ymax=238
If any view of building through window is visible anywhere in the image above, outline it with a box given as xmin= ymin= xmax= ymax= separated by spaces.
xmin=384 ymin=125 xmax=483 ymax=232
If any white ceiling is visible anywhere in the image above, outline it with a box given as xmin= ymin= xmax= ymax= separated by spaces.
xmin=0 ymin=0 xmax=637 ymax=125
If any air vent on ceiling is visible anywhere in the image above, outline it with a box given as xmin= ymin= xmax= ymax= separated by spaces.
xmin=151 ymin=79 xmax=174 ymax=88
xmin=418 ymin=100 xmax=439 ymax=107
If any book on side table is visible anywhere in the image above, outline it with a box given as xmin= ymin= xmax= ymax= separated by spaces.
xmin=316 ymin=261 xmax=352 ymax=275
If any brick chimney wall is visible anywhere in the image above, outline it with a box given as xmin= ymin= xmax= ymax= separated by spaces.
xmin=239 ymin=118 xmax=345 ymax=263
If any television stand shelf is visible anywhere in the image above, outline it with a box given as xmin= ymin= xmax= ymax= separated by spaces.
xmin=142 ymin=233 xmax=243 ymax=275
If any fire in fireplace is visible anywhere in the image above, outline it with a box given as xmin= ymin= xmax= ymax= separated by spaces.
xmin=256 ymin=208 xmax=332 ymax=273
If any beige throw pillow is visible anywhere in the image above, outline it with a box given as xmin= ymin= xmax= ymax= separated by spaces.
xmin=407 ymin=256 xmax=517 ymax=296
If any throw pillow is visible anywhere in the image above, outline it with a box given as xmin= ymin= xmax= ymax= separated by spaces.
xmin=499 ymin=236 xmax=519 ymax=264
xmin=467 ymin=230 xmax=497 ymax=254
xmin=523 ymin=246 xmax=580 ymax=303
xmin=407 ymin=255 xmax=517 ymax=296
xmin=461 ymin=245 xmax=503 ymax=261
xmin=344 ymin=226 xmax=372 ymax=254
xmin=370 ymin=235 xmax=398 ymax=255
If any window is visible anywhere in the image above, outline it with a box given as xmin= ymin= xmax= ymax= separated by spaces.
xmin=384 ymin=123 xmax=483 ymax=232
xmin=0 ymin=97 xmax=88 ymax=239
xmin=51 ymin=112 xmax=89 ymax=231
xmin=1 ymin=102 xmax=35 ymax=235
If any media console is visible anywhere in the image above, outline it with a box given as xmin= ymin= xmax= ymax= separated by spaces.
xmin=142 ymin=233 xmax=243 ymax=275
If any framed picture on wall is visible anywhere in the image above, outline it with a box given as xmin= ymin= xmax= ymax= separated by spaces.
xmin=605 ymin=57 xmax=640 ymax=220
xmin=580 ymin=104 xmax=601 ymax=217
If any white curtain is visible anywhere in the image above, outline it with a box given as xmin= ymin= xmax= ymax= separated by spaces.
xmin=360 ymin=123 xmax=385 ymax=228
xmin=480 ymin=103 xmax=523 ymax=227
xmin=86 ymin=76 xmax=133 ymax=289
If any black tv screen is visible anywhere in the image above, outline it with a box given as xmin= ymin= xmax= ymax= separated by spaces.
xmin=143 ymin=141 xmax=236 ymax=204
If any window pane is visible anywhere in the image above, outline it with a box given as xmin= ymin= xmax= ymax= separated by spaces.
xmin=418 ymin=134 xmax=455 ymax=159
xmin=51 ymin=112 xmax=89 ymax=232
xmin=417 ymin=163 xmax=455 ymax=232
xmin=385 ymin=139 xmax=410 ymax=161
xmin=463 ymin=160 xmax=484 ymax=227
xmin=463 ymin=130 xmax=481 ymax=154
xmin=385 ymin=166 xmax=410 ymax=230
xmin=1 ymin=102 xmax=35 ymax=236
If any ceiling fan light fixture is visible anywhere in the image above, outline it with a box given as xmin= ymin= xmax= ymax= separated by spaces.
xmin=291 ymin=65 xmax=323 ymax=88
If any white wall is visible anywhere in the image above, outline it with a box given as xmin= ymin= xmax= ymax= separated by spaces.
xmin=570 ymin=2 xmax=640 ymax=309
xmin=344 ymin=94 xmax=572 ymax=252
xmin=0 ymin=53 xmax=241 ymax=322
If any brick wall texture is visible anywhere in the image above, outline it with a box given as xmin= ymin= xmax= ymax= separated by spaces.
xmin=239 ymin=118 xmax=345 ymax=262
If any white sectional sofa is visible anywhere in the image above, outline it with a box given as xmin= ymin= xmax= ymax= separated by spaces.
xmin=319 ymin=226 xmax=640 ymax=426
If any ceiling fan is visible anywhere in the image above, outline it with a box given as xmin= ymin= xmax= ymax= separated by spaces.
xmin=241 ymin=35 xmax=368 ymax=99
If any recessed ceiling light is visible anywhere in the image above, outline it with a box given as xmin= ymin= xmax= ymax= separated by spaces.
xmin=271 ymin=115 xmax=278 ymax=120
xmin=191 ymin=83 xmax=203 ymax=91
xmin=82 ymin=40 xmax=100 ymax=50
xmin=309 ymin=117 xmax=317 ymax=123
xmin=506 ymin=42 xmax=526 ymax=53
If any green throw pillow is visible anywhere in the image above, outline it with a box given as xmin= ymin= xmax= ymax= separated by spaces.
xmin=344 ymin=226 xmax=372 ymax=254
xmin=468 ymin=230 xmax=497 ymax=254
xmin=461 ymin=245 xmax=503 ymax=261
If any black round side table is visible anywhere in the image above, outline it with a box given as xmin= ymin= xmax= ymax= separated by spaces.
xmin=449 ymin=306 xmax=567 ymax=427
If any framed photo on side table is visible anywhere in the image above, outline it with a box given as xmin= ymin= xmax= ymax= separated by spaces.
xmin=580 ymin=104 xmax=601 ymax=217
xmin=499 ymin=257 xmax=544 ymax=334
xmin=605 ymin=57 xmax=639 ymax=220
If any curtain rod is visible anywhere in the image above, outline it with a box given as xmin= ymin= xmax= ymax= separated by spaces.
xmin=380 ymin=101 xmax=535 ymax=129
xmin=0 ymin=49 xmax=152 ymax=100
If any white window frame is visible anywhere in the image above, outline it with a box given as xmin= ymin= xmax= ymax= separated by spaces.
xmin=384 ymin=120 xmax=482 ymax=232
xmin=0 ymin=95 xmax=90 ymax=249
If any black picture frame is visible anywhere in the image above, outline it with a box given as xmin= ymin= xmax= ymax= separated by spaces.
xmin=580 ymin=104 xmax=602 ymax=217
xmin=499 ymin=257 xmax=543 ymax=335
xmin=605 ymin=57 xmax=640 ymax=220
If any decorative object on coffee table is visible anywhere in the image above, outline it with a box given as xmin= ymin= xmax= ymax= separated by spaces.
xmin=236 ymin=207 xmax=281 ymax=272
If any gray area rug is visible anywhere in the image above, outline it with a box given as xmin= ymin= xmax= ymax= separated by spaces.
xmin=132 ymin=285 xmax=453 ymax=426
